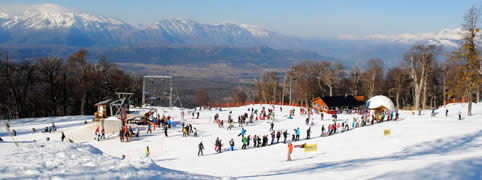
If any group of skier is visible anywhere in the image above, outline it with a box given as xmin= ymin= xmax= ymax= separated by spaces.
xmin=182 ymin=122 xmax=197 ymax=137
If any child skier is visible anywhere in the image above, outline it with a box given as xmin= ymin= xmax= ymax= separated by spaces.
xmin=198 ymin=141 xmax=204 ymax=156
xmin=61 ymin=132 xmax=66 ymax=142
xmin=229 ymin=139 xmax=235 ymax=151
xmin=145 ymin=146 xmax=150 ymax=157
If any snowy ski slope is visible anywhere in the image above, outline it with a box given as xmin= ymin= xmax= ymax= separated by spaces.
xmin=1 ymin=103 xmax=481 ymax=180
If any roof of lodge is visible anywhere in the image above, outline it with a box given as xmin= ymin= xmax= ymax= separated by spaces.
xmin=313 ymin=96 xmax=364 ymax=107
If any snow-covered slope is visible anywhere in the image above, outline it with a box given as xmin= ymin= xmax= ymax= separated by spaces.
xmin=1 ymin=102 xmax=481 ymax=179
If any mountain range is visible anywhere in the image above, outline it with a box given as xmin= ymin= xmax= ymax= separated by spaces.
xmin=0 ymin=4 xmax=463 ymax=69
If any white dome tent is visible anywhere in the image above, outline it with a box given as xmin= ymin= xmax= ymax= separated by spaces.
xmin=366 ymin=95 xmax=395 ymax=112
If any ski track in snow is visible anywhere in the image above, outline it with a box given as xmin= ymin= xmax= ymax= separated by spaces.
xmin=1 ymin=103 xmax=481 ymax=180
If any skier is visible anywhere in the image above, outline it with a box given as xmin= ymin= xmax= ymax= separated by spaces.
xmin=445 ymin=109 xmax=449 ymax=117
xmin=164 ymin=126 xmax=168 ymax=137
xmin=271 ymin=131 xmax=275 ymax=144
xmin=146 ymin=123 xmax=152 ymax=134
xmin=12 ymin=129 xmax=16 ymax=136
xmin=276 ymin=131 xmax=281 ymax=143
xmin=321 ymin=125 xmax=325 ymax=137
xmin=283 ymin=130 xmax=288 ymax=143
xmin=52 ymin=122 xmax=56 ymax=132
xmin=458 ymin=111 xmax=462 ymax=120
xmin=145 ymin=146 xmax=150 ymax=157
xmin=197 ymin=112 xmax=200 ymax=119
xmin=238 ymin=128 xmax=246 ymax=137
xmin=242 ymin=136 xmax=247 ymax=149
xmin=296 ymin=127 xmax=300 ymax=141
xmin=270 ymin=122 xmax=274 ymax=131
xmin=215 ymin=137 xmax=222 ymax=153
xmin=61 ymin=132 xmax=66 ymax=142
xmin=257 ymin=136 xmax=261 ymax=147
xmin=253 ymin=135 xmax=257 ymax=148
xmin=306 ymin=127 xmax=311 ymax=139
xmin=95 ymin=126 xmax=100 ymax=139
xmin=119 ymin=128 xmax=124 ymax=142
xmin=198 ymin=141 xmax=204 ymax=156
xmin=229 ymin=139 xmax=235 ymax=151
xmin=247 ymin=135 xmax=251 ymax=146
xmin=182 ymin=127 xmax=187 ymax=137
xmin=193 ymin=128 xmax=198 ymax=137
xmin=287 ymin=142 xmax=293 ymax=161
xmin=101 ymin=129 xmax=105 ymax=140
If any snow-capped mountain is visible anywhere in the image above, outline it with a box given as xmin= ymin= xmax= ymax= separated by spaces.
xmin=0 ymin=12 xmax=7 ymax=19
xmin=0 ymin=4 xmax=134 ymax=46
xmin=135 ymin=17 xmax=278 ymax=46
xmin=337 ymin=28 xmax=464 ymax=48
xmin=0 ymin=3 xmax=468 ymax=68
xmin=0 ymin=4 xmax=280 ymax=47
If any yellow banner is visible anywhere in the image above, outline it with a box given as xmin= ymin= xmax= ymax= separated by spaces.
xmin=384 ymin=129 xmax=391 ymax=136
xmin=304 ymin=144 xmax=317 ymax=152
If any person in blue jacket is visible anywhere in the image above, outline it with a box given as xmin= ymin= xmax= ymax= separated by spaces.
xmin=238 ymin=128 xmax=246 ymax=137
xmin=295 ymin=127 xmax=300 ymax=141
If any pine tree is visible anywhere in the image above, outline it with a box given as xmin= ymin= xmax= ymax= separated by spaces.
xmin=447 ymin=7 xmax=481 ymax=116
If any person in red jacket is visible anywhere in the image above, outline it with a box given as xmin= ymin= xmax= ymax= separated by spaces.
xmin=287 ymin=142 xmax=293 ymax=161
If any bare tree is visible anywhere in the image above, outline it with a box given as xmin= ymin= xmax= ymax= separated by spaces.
xmin=37 ymin=56 xmax=65 ymax=116
xmin=405 ymin=45 xmax=438 ymax=115
xmin=349 ymin=64 xmax=363 ymax=96
xmin=67 ymin=49 xmax=95 ymax=115
xmin=363 ymin=58 xmax=384 ymax=98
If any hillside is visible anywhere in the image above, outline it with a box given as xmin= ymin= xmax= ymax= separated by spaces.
xmin=1 ymin=102 xmax=481 ymax=179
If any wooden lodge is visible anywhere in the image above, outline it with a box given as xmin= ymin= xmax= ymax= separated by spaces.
xmin=311 ymin=96 xmax=365 ymax=114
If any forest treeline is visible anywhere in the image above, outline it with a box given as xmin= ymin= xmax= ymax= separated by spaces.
xmin=0 ymin=49 xmax=143 ymax=118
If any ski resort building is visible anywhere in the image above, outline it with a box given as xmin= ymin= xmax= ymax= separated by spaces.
xmin=366 ymin=95 xmax=395 ymax=113
xmin=311 ymin=96 xmax=365 ymax=114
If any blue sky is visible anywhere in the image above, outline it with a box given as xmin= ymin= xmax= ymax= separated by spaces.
xmin=1 ymin=0 xmax=480 ymax=38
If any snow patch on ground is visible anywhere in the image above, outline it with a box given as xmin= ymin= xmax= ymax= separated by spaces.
xmin=0 ymin=142 xmax=217 ymax=179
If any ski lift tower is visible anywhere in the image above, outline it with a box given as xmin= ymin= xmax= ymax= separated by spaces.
xmin=142 ymin=75 xmax=173 ymax=108
xmin=111 ymin=92 xmax=134 ymax=116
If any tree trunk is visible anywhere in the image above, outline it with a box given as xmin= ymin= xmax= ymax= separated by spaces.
xmin=80 ymin=92 xmax=87 ymax=115
xmin=468 ymin=86 xmax=472 ymax=116
xmin=477 ymin=85 xmax=480 ymax=104
xmin=396 ymin=92 xmax=400 ymax=110
xmin=422 ymin=75 xmax=427 ymax=110
xmin=410 ymin=55 xmax=425 ymax=116
xmin=328 ymin=85 xmax=333 ymax=96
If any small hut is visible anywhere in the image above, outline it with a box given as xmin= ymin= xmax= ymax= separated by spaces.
xmin=94 ymin=99 xmax=113 ymax=122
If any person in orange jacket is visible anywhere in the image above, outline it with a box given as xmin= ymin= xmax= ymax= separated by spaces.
xmin=288 ymin=142 xmax=293 ymax=161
